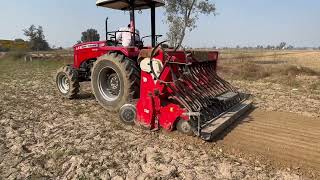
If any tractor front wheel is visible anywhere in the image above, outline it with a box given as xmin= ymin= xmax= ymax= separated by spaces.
xmin=91 ymin=52 xmax=140 ymax=112
xmin=56 ymin=65 xmax=80 ymax=99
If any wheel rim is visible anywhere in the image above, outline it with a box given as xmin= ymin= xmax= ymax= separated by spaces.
xmin=120 ymin=104 xmax=136 ymax=123
xmin=98 ymin=67 xmax=121 ymax=102
xmin=178 ymin=120 xmax=193 ymax=135
xmin=57 ymin=74 xmax=70 ymax=94
xmin=181 ymin=121 xmax=191 ymax=133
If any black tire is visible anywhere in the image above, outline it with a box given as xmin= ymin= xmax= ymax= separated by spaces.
xmin=91 ymin=52 xmax=140 ymax=112
xmin=176 ymin=119 xmax=194 ymax=136
xmin=56 ymin=65 xmax=80 ymax=99
xmin=119 ymin=104 xmax=136 ymax=125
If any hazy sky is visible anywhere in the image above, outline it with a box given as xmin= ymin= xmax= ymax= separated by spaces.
xmin=1 ymin=0 xmax=319 ymax=48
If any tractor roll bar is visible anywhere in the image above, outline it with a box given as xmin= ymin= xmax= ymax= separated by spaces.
xmin=96 ymin=0 xmax=165 ymax=10
xmin=99 ymin=0 xmax=160 ymax=47
xmin=105 ymin=17 xmax=109 ymax=41
xmin=150 ymin=3 xmax=156 ymax=47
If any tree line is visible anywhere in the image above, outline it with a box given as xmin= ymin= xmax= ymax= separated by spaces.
xmin=221 ymin=42 xmax=320 ymax=50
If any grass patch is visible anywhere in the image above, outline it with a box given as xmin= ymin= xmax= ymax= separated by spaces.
xmin=220 ymin=61 xmax=320 ymax=88
xmin=0 ymin=55 xmax=70 ymax=85
xmin=237 ymin=62 xmax=271 ymax=80
xmin=221 ymin=62 xmax=320 ymax=80
xmin=6 ymin=50 xmax=28 ymax=59
xmin=219 ymin=62 xmax=270 ymax=80
xmin=278 ymin=65 xmax=320 ymax=76
xmin=309 ymin=82 xmax=320 ymax=92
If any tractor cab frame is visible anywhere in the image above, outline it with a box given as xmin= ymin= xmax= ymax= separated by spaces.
xmin=97 ymin=0 xmax=165 ymax=47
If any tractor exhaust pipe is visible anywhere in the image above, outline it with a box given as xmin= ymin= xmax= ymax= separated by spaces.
xmin=105 ymin=17 xmax=109 ymax=41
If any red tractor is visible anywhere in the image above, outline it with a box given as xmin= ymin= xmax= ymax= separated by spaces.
xmin=56 ymin=0 xmax=252 ymax=141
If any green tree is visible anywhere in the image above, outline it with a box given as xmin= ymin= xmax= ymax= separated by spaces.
xmin=0 ymin=45 xmax=7 ymax=52
xmin=164 ymin=0 xmax=216 ymax=49
xmin=277 ymin=42 xmax=287 ymax=50
xmin=23 ymin=25 xmax=50 ymax=51
xmin=287 ymin=45 xmax=294 ymax=50
xmin=80 ymin=29 xmax=100 ymax=43
xmin=14 ymin=39 xmax=25 ymax=43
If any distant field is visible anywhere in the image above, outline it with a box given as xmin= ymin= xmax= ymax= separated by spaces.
xmin=218 ymin=50 xmax=320 ymax=94
xmin=219 ymin=50 xmax=320 ymax=71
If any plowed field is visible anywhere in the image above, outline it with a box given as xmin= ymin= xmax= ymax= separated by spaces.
xmin=219 ymin=110 xmax=320 ymax=175
xmin=1 ymin=52 xmax=319 ymax=179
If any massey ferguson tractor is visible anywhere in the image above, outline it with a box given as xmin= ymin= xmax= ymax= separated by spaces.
xmin=55 ymin=0 xmax=252 ymax=141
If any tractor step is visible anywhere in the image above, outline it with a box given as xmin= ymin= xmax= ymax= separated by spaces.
xmin=200 ymin=99 xmax=252 ymax=141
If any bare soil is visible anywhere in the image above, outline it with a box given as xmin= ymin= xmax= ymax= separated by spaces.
xmin=0 ymin=57 xmax=319 ymax=179
xmin=231 ymin=80 xmax=320 ymax=118
xmin=219 ymin=110 xmax=320 ymax=177
xmin=0 ymin=52 xmax=6 ymax=59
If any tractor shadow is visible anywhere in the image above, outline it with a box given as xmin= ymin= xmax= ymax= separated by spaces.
xmin=76 ymin=93 xmax=96 ymax=100
xmin=213 ymin=106 xmax=256 ymax=141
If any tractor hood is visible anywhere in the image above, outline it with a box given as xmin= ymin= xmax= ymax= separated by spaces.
xmin=96 ymin=0 xmax=165 ymax=10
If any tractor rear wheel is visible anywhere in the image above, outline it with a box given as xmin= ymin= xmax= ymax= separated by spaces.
xmin=56 ymin=65 xmax=80 ymax=99
xmin=91 ymin=52 xmax=140 ymax=112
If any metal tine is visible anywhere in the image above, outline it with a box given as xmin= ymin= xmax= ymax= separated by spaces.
xmin=193 ymin=64 xmax=226 ymax=96
xmin=201 ymin=64 xmax=231 ymax=93
xmin=212 ymin=69 xmax=237 ymax=91
xmin=170 ymin=64 xmax=205 ymax=112
xmin=169 ymin=62 xmax=246 ymax=127
xmin=180 ymin=65 xmax=213 ymax=102
xmin=183 ymin=71 xmax=212 ymax=99
xmin=186 ymin=66 xmax=217 ymax=106
xmin=205 ymin=68 xmax=232 ymax=95
xmin=179 ymin=67 xmax=217 ymax=112
xmin=186 ymin=64 xmax=228 ymax=117
xmin=173 ymin=80 xmax=202 ymax=112
xmin=189 ymin=65 xmax=225 ymax=111
xmin=195 ymin=66 xmax=221 ymax=97
xmin=181 ymin=77 xmax=211 ymax=108
xmin=204 ymin=64 xmax=237 ymax=92
xmin=164 ymin=62 xmax=249 ymax=129
xmin=175 ymin=79 xmax=204 ymax=110
xmin=206 ymin=68 xmax=235 ymax=92
xmin=189 ymin=75 xmax=222 ymax=108
xmin=181 ymin=72 xmax=213 ymax=105
xmin=170 ymin=95 xmax=193 ymax=112
xmin=166 ymin=83 xmax=195 ymax=112
xmin=196 ymin=63 xmax=227 ymax=94
xmin=189 ymin=65 xmax=220 ymax=97
xmin=193 ymin=64 xmax=239 ymax=117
